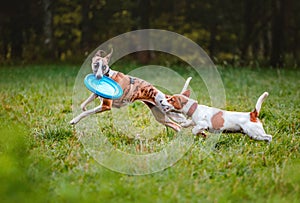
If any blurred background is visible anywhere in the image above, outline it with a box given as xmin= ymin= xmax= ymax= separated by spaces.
xmin=0 ymin=0 xmax=299 ymax=67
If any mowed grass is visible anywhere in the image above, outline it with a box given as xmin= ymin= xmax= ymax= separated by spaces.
xmin=0 ymin=64 xmax=299 ymax=202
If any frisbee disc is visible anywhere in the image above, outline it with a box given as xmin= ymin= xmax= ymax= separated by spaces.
xmin=84 ymin=74 xmax=123 ymax=99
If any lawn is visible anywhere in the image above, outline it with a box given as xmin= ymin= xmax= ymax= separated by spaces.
xmin=0 ymin=64 xmax=299 ymax=202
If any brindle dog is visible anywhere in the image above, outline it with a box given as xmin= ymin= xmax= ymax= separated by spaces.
xmin=70 ymin=49 xmax=188 ymax=131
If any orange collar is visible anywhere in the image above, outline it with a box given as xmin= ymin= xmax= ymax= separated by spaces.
xmin=187 ymin=102 xmax=198 ymax=117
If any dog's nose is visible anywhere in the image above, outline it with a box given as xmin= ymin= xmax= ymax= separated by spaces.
xmin=163 ymin=105 xmax=172 ymax=112
xmin=96 ymin=73 xmax=103 ymax=79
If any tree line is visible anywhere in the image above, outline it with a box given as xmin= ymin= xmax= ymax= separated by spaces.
xmin=0 ymin=0 xmax=299 ymax=67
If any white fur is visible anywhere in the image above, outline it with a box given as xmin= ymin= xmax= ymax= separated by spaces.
xmin=178 ymin=93 xmax=272 ymax=142
xmin=155 ymin=91 xmax=173 ymax=112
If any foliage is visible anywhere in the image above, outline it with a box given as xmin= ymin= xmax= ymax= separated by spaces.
xmin=0 ymin=0 xmax=299 ymax=67
xmin=0 ymin=64 xmax=299 ymax=202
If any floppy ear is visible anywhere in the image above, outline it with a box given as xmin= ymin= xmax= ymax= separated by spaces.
xmin=171 ymin=96 xmax=183 ymax=110
xmin=105 ymin=48 xmax=113 ymax=63
xmin=182 ymin=90 xmax=190 ymax=97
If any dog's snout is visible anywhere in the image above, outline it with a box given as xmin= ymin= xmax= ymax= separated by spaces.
xmin=94 ymin=60 xmax=104 ymax=79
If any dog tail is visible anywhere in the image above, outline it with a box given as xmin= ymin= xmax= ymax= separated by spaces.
xmin=250 ymin=92 xmax=269 ymax=122
xmin=180 ymin=77 xmax=192 ymax=94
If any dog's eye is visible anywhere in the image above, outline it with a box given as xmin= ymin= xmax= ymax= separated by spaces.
xmin=93 ymin=62 xmax=99 ymax=68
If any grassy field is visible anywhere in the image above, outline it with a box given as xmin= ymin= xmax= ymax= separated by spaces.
xmin=0 ymin=64 xmax=299 ymax=202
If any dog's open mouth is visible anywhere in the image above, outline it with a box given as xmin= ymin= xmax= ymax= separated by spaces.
xmin=161 ymin=103 xmax=174 ymax=112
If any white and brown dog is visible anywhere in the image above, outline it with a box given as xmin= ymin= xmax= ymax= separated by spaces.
xmin=167 ymin=81 xmax=272 ymax=142
xmin=70 ymin=49 xmax=187 ymax=131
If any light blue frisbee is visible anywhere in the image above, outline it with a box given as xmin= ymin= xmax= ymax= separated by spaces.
xmin=84 ymin=74 xmax=123 ymax=99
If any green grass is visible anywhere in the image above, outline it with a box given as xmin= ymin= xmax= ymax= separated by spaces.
xmin=0 ymin=64 xmax=299 ymax=202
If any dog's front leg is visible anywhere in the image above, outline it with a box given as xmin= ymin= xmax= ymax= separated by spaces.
xmin=80 ymin=93 xmax=97 ymax=111
xmin=70 ymin=104 xmax=103 ymax=125
xmin=144 ymin=102 xmax=182 ymax=132
xmin=70 ymin=99 xmax=112 ymax=125
xmin=192 ymin=123 xmax=208 ymax=138
xmin=167 ymin=112 xmax=188 ymax=124
xmin=181 ymin=119 xmax=195 ymax=128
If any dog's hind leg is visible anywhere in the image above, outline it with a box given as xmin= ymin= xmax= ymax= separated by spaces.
xmin=80 ymin=93 xmax=97 ymax=111
xmin=246 ymin=131 xmax=272 ymax=142
xmin=243 ymin=123 xmax=272 ymax=142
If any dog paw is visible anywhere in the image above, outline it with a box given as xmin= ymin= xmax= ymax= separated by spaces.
xmin=181 ymin=119 xmax=194 ymax=128
xmin=168 ymin=124 xmax=181 ymax=132
xmin=196 ymin=131 xmax=207 ymax=138
xmin=173 ymin=125 xmax=182 ymax=132
xmin=70 ymin=118 xmax=78 ymax=125
xmin=264 ymin=135 xmax=272 ymax=143
xmin=181 ymin=123 xmax=190 ymax=128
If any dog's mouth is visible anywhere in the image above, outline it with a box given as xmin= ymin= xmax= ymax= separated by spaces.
xmin=162 ymin=105 xmax=172 ymax=112
xmin=168 ymin=108 xmax=182 ymax=113
xmin=160 ymin=102 xmax=174 ymax=112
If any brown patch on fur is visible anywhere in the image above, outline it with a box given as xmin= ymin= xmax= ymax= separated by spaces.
xmin=167 ymin=96 xmax=179 ymax=109
xmin=111 ymin=72 xmax=158 ymax=106
xmin=250 ymin=110 xmax=258 ymax=122
xmin=211 ymin=111 xmax=224 ymax=130
xmin=173 ymin=97 xmax=183 ymax=110
xmin=111 ymin=72 xmax=126 ymax=85
xmin=139 ymin=86 xmax=158 ymax=100
xmin=168 ymin=95 xmax=189 ymax=110
xmin=100 ymin=99 xmax=113 ymax=111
